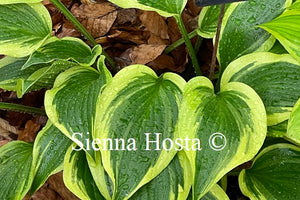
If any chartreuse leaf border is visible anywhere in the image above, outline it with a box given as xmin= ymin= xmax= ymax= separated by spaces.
xmin=200 ymin=184 xmax=229 ymax=200
xmin=64 ymin=146 xmax=105 ymax=200
xmin=130 ymin=151 xmax=192 ymax=200
xmin=239 ymin=144 xmax=300 ymax=200
xmin=95 ymin=65 xmax=186 ymax=199
xmin=0 ymin=141 xmax=33 ymax=200
xmin=258 ymin=9 xmax=300 ymax=63
xmin=30 ymin=121 xmax=73 ymax=194
xmin=45 ymin=57 xmax=112 ymax=157
xmin=22 ymin=37 xmax=102 ymax=69
xmin=107 ymin=0 xmax=187 ymax=17
xmin=217 ymin=0 xmax=292 ymax=74
xmin=197 ymin=4 xmax=230 ymax=39
xmin=287 ymin=98 xmax=300 ymax=145
xmin=177 ymin=76 xmax=267 ymax=200
xmin=221 ymin=52 xmax=300 ymax=126
xmin=0 ymin=3 xmax=51 ymax=57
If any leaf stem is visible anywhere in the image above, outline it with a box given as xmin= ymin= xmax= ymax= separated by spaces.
xmin=49 ymin=0 xmax=116 ymax=70
xmin=0 ymin=102 xmax=46 ymax=116
xmin=164 ymin=29 xmax=200 ymax=54
xmin=174 ymin=15 xmax=201 ymax=76
xmin=209 ymin=4 xmax=225 ymax=80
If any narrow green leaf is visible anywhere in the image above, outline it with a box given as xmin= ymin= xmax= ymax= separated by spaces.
xmin=45 ymin=57 xmax=112 ymax=157
xmin=0 ymin=3 xmax=51 ymax=57
xmin=221 ymin=52 xmax=300 ymax=126
xmin=197 ymin=5 xmax=229 ymax=38
xmin=30 ymin=121 xmax=73 ymax=194
xmin=217 ymin=0 xmax=291 ymax=74
xmin=107 ymin=0 xmax=187 ymax=17
xmin=0 ymin=141 xmax=33 ymax=200
xmin=258 ymin=9 xmax=300 ymax=63
xmin=63 ymin=146 xmax=105 ymax=200
xmin=130 ymin=152 xmax=192 ymax=200
xmin=177 ymin=76 xmax=267 ymax=200
xmin=239 ymin=144 xmax=300 ymax=200
xmin=22 ymin=37 xmax=102 ymax=69
xmin=95 ymin=65 xmax=186 ymax=199
xmin=287 ymin=98 xmax=300 ymax=145
xmin=200 ymin=184 xmax=229 ymax=200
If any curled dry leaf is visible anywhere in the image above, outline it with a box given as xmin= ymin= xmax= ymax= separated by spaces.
xmin=120 ymin=44 xmax=167 ymax=65
xmin=139 ymin=11 xmax=169 ymax=40
xmin=148 ymin=54 xmax=186 ymax=73
xmin=71 ymin=2 xmax=118 ymax=38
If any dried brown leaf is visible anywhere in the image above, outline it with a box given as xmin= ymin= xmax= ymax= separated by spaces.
xmin=121 ymin=44 xmax=166 ymax=65
xmin=139 ymin=11 xmax=169 ymax=40
xmin=71 ymin=2 xmax=117 ymax=38
xmin=47 ymin=172 xmax=80 ymax=200
xmin=18 ymin=120 xmax=40 ymax=142
xmin=148 ymin=54 xmax=185 ymax=73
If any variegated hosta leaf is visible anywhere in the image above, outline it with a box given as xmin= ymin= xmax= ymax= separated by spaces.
xmin=0 ymin=57 xmax=77 ymax=98
xmin=197 ymin=5 xmax=229 ymax=38
xmin=0 ymin=0 xmax=41 ymax=4
xmin=95 ymin=65 xmax=186 ymax=199
xmin=107 ymin=0 xmax=187 ymax=17
xmin=221 ymin=52 xmax=300 ymax=126
xmin=287 ymin=98 xmax=300 ymax=145
xmin=239 ymin=144 xmax=300 ymax=200
xmin=289 ymin=0 xmax=300 ymax=10
xmin=267 ymin=120 xmax=287 ymax=138
xmin=130 ymin=152 xmax=192 ymax=200
xmin=200 ymin=184 xmax=229 ymax=200
xmin=30 ymin=121 xmax=73 ymax=194
xmin=195 ymin=0 xmax=246 ymax=7
xmin=45 ymin=57 xmax=112 ymax=157
xmin=18 ymin=60 xmax=77 ymax=98
xmin=0 ymin=141 xmax=33 ymax=200
xmin=177 ymin=76 xmax=267 ymax=200
xmin=258 ymin=9 xmax=300 ymax=63
xmin=217 ymin=0 xmax=291 ymax=74
xmin=0 ymin=3 xmax=51 ymax=57
xmin=64 ymin=146 xmax=105 ymax=200
xmin=87 ymin=151 xmax=113 ymax=200
xmin=22 ymin=37 xmax=102 ymax=69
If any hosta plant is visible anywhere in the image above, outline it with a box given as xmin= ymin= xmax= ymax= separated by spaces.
xmin=0 ymin=0 xmax=300 ymax=200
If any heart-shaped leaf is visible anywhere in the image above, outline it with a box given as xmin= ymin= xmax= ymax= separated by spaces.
xmin=239 ymin=144 xmax=300 ymax=199
xmin=130 ymin=152 xmax=192 ymax=200
xmin=197 ymin=5 xmax=230 ymax=38
xmin=30 ymin=121 xmax=73 ymax=194
xmin=107 ymin=0 xmax=187 ymax=17
xmin=22 ymin=37 xmax=102 ymax=69
xmin=64 ymin=146 xmax=105 ymax=200
xmin=95 ymin=65 xmax=186 ymax=199
xmin=0 ymin=3 xmax=51 ymax=57
xmin=45 ymin=57 xmax=112 ymax=157
xmin=287 ymin=98 xmax=300 ymax=145
xmin=0 ymin=141 xmax=33 ymax=200
xmin=177 ymin=76 xmax=267 ymax=200
xmin=217 ymin=0 xmax=291 ymax=74
xmin=221 ymin=52 xmax=300 ymax=126
xmin=258 ymin=9 xmax=300 ymax=63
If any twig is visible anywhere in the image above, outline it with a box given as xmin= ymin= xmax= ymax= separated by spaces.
xmin=209 ymin=4 xmax=226 ymax=80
